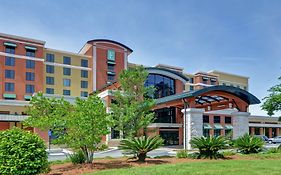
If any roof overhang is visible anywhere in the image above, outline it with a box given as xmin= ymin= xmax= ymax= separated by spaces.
xmin=146 ymin=67 xmax=189 ymax=83
xmin=87 ymin=39 xmax=133 ymax=53
xmin=157 ymin=85 xmax=260 ymax=105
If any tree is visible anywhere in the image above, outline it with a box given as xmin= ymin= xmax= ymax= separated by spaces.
xmin=110 ymin=66 xmax=156 ymax=138
xmin=64 ymin=95 xmax=112 ymax=163
xmin=25 ymin=93 xmax=112 ymax=164
xmin=262 ymin=76 xmax=281 ymax=116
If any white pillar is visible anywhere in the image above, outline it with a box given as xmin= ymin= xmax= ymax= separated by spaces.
xmin=181 ymin=108 xmax=205 ymax=150
xmin=231 ymin=112 xmax=250 ymax=139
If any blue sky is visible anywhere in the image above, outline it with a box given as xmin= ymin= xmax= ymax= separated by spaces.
xmin=0 ymin=0 xmax=280 ymax=116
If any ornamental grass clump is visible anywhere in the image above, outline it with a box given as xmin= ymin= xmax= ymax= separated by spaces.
xmin=119 ymin=136 xmax=163 ymax=162
xmin=190 ymin=136 xmax=228 ymax=159
xmin=234 ymin=134 xmax=264 ymax=154
xmin=0 ymin=128 xmax=49 ymax=175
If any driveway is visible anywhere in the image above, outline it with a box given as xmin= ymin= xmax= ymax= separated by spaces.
xmin=48 ymin=147 xmax=177 ymax=161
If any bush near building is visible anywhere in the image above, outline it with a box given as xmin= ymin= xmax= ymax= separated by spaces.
xmin=234 ymin=134 xmax=264 ymax=154
xmin=119 ymin=136 xmax=163 ymax=162
xmin=190 ymin=136 xmax=228 ymax=159
xmin=0 ymin=128 xmax=49 ymax=175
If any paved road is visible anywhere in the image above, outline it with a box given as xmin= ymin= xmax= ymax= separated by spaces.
xmin=48 ymin=143 xmax=281 ymax=162
xmin=48 ymin=147 xmax=176 ymax=161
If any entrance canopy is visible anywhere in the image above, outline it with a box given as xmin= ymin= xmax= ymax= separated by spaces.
xmin=156 ymin=85 xmax=260 ymax=112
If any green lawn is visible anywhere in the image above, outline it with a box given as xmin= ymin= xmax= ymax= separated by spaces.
xmin=87 ymin=159 xmax=281 ymax=175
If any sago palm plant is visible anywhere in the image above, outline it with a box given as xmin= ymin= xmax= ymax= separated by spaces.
xmin=190 ymin=136 xmax=228 ymax=159
xmin=119 ymin=136 xmax=164 ymax=162
xmin=234 ymin=134 xmax=264 ymax=154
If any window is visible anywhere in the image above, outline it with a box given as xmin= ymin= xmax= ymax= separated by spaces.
xmin=154 ymin=107 xmax=176 ymax=123
xmin=203 ymin=129 xmax=210 ymax=137
xmin=5 ymin=46 xmax=15 ymax=54
xmin=81 ymin=81 xmax=88 ymax=88
xmin=202 ymin=77 xmax=208 ymax=84
xmin=46 ymin=65 xmax=54 ymax=73
xmin=145 ymin=74 xmax=175 ymax=98
xmin=63 ymin=79 xmax=71 ymax=87
xmin=107 ymin=50 xmax=115 ymax=61
xmin=63 ymin=90 xmax=71 ymax=96
xmin=225 ymin=116 xmax=232 ymax=124
xmin=108 ymin=74 xmax=115 ymax=81
xmin=5 ymin=82 xmax=14 ymax=92
xmin=81 ymin=70 xmax=88 ymax=78
xmin=81 ymin=59 xmax=88 ymax=67
xmin=26 ymin=84 xmax=35 ymax=93
xmin=46 ymin=77 xmax=54 ymax=85
xmin=225 ymin=129 xmax=232 ymax=138
xmin=81 ymin=91 xmax=88 ymax=97
xmin=214 ymin=129 xmax=221 ymax=137
xmin=210 ymin=78 xmax=216 ymax=85
xmin=26 ymin=60 xmax=35 ymax=69
xmin=5 ymin=70 xmax=15 ymax=79
xmin=26 ymin=49 xmax=35 ymax=57
xmin=203 ymin=115 xmax=209 ymax=123
xmin=26 ymin=72 xmax=35 ymax=81
xmin=108 ymin=64 xmax=114 ymax=71
xmin=63 ymin=67 xmax=71 ymax=76
xmin=190 ymin=78 xmax=194 ymax=83
xmin=5 ymin=57 xmax=15 ymax=66
xmin=111 ymin=128 xmax=120 ymax=139
xmin=63 ymin=56 xmax=71 ymax=65
xmin=190 ymin=86 xmax=194 ymax=91
xmin=214 ymin=116 xmax=220 ymax=123
xmin=46 ymin=53 xmax=55 ymax=62
xmin=46 ymin=88 xmax=54 ymax=94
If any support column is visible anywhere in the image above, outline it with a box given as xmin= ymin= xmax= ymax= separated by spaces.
xmin=231 ymin=112 xmax=250 ymax=139
xmin=250 ymin=127 xmax=255 ymax=135
xmin=181 ymin=108 xmax=205 ymax=150
xmin=260 ymin=128 xmax=264 ymax=135
xmin=277 ymin=128 xmax=280 ymax=136
xmin=269 ymin=128 xmax=273 ymax=138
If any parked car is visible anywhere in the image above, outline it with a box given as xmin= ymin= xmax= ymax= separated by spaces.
xmin=254 ymin=135 xmax=269 ymax=143
xmin=269 ymin=136 xmax=281 ymax=144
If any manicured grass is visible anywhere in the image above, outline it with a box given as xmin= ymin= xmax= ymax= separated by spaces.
xmin=87 ymin=159 xmax=281 ymax=175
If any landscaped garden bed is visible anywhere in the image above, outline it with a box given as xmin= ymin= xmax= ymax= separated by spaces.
xmin=44 ymin=153 xmax=281 ymax=175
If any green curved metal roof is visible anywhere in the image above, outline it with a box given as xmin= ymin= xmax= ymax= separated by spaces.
xmin=157 ymin=85 xmax=260 ymax=105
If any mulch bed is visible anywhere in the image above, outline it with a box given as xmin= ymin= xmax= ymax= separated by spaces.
xmin=44 ymin=155 xmax=251 ymax=175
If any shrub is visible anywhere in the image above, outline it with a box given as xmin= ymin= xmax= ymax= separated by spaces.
xmin=68 ymin=150 xmax=86 ymax=164
xmin=234 ymin=134 xmax=264 ymax=154
xmin=176 ymin=150 xmax=188 ymax=158
xmin=96 ymin=144 xmax=108 ymax=151
xmin=190 ymin=136 xmax=228 ymax=159
xmin=0 ymin=128 xmax=49 ymax=175
xmin=267 ymin=145 xmax=281 ymax=154
xmin=222 ymin=150 xmax=236 ymax=157
xmin=119 ymin=136 xmax=163 ymax=162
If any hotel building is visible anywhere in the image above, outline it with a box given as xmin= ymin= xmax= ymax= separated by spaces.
xmin=0 ymin=32 xmax=279 ymax=148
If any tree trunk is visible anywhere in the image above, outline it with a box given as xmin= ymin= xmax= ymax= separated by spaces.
xmin=81 ymin=147 xmax=94 ymax=164
xmin=137 ymin=152 xmax=147 ymax=162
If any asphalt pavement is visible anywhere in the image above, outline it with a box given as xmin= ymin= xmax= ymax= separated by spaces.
xmin=48 ymin=143 xmax=281 ymax=162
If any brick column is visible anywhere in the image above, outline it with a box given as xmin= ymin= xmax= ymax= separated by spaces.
xmin=250 ymin=127 xmax=255 ymax=135
xmin=182 ymin=108 xmax=205 ymax=150
xmin=259 ymin=128 xmax=264 ymax=135
xmin=269 ymin=128 xmax=273 ymax=138
xmin=277 ymin=128 xmax=280 ymax=136
xmin=231 ymin=112 xmax=250 ymax=139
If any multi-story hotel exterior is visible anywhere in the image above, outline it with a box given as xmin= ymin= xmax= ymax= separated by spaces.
xmin=0 ymin=32 xmax=280 ymax=148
